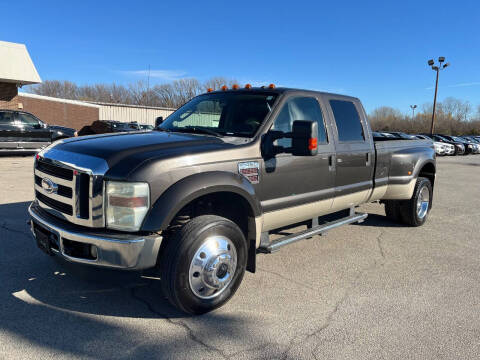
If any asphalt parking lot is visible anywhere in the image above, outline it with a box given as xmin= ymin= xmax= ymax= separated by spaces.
xmin=1 ymin=155 xmax=479 ymax=359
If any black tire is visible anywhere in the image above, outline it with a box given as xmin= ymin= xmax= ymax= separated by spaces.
xmin=384 ymin=200 xmax=402 ymax=222
xmin=398 ymin=177 xmax=432 ymax=227
xmin=160 ymin=215 xmax=247 ymax=315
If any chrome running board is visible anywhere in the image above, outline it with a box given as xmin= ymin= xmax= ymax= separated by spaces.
xmin=258 ymin=212 xmax=367 ymax=254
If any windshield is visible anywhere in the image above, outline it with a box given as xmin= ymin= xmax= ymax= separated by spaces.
xmin=159 ymin=92 xmax=277 ymax=137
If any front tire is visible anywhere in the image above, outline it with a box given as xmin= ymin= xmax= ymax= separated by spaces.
xmin=160 ymin=215 xmax=247 ymax=315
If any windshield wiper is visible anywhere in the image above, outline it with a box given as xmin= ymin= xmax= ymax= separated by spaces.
xmin=173 ymin=126 xmax=224 ymax=137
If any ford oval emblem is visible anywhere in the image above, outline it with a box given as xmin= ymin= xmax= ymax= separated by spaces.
xmin=41 ymin=178 xmax=58 ymax=194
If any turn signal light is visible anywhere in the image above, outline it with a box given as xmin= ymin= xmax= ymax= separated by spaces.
xmin=207 ymin=88 xmax=213 ymax=93
xmin=232 ymin=84 xmax=239 ymax=90
xmin=245 ymin=84 xmax=252 ymax=89
xmin=268 ymin=83 xmax=276 ymax=89
xmin=308 ymin=138 xmax=318 ymax=150
xmin=221 ymin=85 xmax=228 ymax=91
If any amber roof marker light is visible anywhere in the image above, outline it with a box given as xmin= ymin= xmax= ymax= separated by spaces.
xmin=207 ymin=88 xmax=213 ymax=93
xmin=232 ymin=84 xmax=239 ymax=90
xmin=221 ymin=85 xmax=228 ymax=91
xmin=245 ymin=84 xmax=252 ymax=89
xmin=268 ymin=83 xmax=276 ymax=89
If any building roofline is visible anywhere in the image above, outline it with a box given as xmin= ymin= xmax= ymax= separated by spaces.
xmin=0 ymin=41 xmax=42 ymax=85
xmin=18 ymin=92 xmax=177 ymax=111
xmin=85 ymin=101 xmax=176 ymax=111
xmin=18 ymin=92 xmax=101 ymax=108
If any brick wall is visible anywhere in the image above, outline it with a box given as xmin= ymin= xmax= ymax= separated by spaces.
xmin=0 ymin=82 xmax=19 ymax=110
xmin=18 ymin=94 xmax=99 ymax=130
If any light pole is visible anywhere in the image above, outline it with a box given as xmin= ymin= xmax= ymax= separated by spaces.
xmin=428 ymin=57 xmax=450 ymax=135
xmin=410 ymin=104 xmax=417 ymax=120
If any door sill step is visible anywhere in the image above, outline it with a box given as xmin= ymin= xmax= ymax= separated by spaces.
xmin=258 ymin=212 xmax=367 ymax=254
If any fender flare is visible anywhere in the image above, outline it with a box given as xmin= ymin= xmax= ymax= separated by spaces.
xmin=413 ymin=158 xmax=436 ymax=180
xmin=141 ymin=171 xmax=262 ymax=232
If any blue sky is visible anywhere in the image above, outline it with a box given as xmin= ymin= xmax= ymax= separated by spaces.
xmin=3 ymin=0 xmax=479 ymax=113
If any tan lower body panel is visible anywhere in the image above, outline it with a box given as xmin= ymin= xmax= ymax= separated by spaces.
xmin=367 ymin=185 xmax=387 ymax=202
xmin=381 ymin=179 xmax=416 ymax=200
xmin=251 ymin=216 xmax=264 ymax=248
xmin=262 ymin=198 xmax=333 ymax=232
xmin=262 ymin=190 xmax=370 ymax=233
xmin=330 ymin=189 xmax=370 ymax=211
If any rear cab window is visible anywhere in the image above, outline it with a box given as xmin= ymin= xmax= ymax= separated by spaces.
xmin=329 ymin=100 xmax=365 ymax=142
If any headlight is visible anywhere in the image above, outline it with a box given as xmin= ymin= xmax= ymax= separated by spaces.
xmin=106 ymin=181 xmax=150 ymax=231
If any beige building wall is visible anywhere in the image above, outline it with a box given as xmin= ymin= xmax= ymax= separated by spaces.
xmin=96 ymin=103 xmax=175 ymax=126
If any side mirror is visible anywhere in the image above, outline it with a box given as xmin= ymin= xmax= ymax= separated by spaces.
xmin=155 ymin=116 xmax=164 ymax=127
xmin=291 ymin=120 xmax=318 ymax=156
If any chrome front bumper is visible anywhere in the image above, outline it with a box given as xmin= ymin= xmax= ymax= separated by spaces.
xmin=28 ymin=202 xmax=162 ymax=270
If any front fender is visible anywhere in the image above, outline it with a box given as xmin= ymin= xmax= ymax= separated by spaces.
xmin=141 ymin=171 xmax=262 ymax=232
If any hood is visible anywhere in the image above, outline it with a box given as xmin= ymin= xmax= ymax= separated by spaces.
xmin=54 ymin=131 xmax=234 ymax=174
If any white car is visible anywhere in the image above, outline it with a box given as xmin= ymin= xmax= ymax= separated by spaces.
xmin=443 ymin=143 xmax=455 ymax=155
xmin=433 ymin=142 xmax=446 ymax=155
xmin=416 ymin=134 xmax=449 ymax=156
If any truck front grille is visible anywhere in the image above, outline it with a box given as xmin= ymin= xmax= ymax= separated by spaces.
xmin=36 ymin=160 xmax=74 ymax=180
xmin=35 ymin=191 xmax=73 ymax=215
xmin=34 ymin=158 xmax=103 ymax=227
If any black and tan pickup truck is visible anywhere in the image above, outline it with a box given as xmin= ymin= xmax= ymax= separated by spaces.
xmin=29 ymin=86 xmax=436 ymax=314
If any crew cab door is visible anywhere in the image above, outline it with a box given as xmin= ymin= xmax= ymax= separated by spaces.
xmin=324 ymin=97 xmax=374 ymax=210
xmin=0 ymin=111 xmax=17 ymax=149
xmin=259 ymin=94 xmax=335 ymax=231
xmin=13 ymin=112 xmax=51 ymax=149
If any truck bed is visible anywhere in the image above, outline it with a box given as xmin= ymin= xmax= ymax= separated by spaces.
xmin=372 ymin=139 xmax=434 ymax=201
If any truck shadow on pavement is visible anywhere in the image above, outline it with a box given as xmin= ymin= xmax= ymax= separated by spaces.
xmin=353 ymin=213 xmax=404 ymax=228
xmin=0 ymin=201 xmax=253 ymax=359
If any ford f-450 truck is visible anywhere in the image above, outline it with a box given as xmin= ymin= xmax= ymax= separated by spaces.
xmin=29 ymin=86 xmax=436 ymax=314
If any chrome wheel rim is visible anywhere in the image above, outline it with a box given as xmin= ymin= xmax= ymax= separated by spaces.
xmin=416 ymin=185 xmax=430 ymax=219
xmin=188 ymin=235 xmax=237 ymax=299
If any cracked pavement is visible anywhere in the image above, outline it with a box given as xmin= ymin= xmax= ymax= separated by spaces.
xmin=1 ymin=155 xmax=480 ymax=359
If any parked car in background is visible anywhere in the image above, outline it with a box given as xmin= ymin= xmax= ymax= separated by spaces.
xmin=416 ymin=134 xmax=454 ymax=156
xmin=384 ymin=131 xmax=417 ymax=140
xmin=456 ymin=136 xmax=480 ymax=154
xmin=127 ymin=122 xmax=154 ymax=130
xmin=439 ymin=135 xmax=475 ymax=154
xmin=462 ymin=135 xmax=480 ymax=147
xmin=0 ymin=110 xmax=76 ymax=153
xmin=372 ymin=132 xmax=400 ymax=140
xmin=427 ymin=134 xmax=465 ymax=155
xmin=77 ymin=120 xmax=138 ymax=136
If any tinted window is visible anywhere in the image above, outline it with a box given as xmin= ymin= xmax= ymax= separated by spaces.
xmin=272 ymin=96 xmax=327 ymax=147
xmin=329 ymin=100 xmax=365 ymax=142
xmin=17 ymin=113 xmax=40 ymax=127
xmin=0 ymin=112 xmax=14 ymax=125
